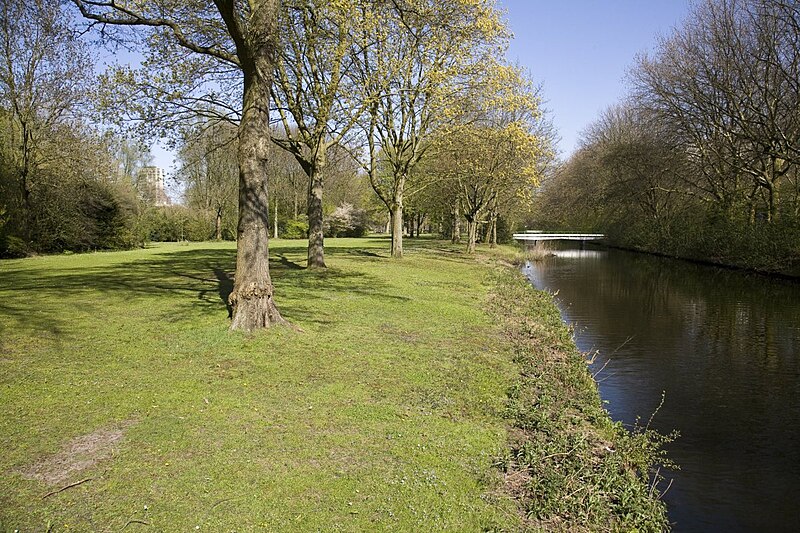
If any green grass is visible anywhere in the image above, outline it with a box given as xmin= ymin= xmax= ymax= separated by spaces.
xmin=0 ymin=237 xmax=669 ymax=532
xmin=0 ymin=237 xmax=522 ymax=531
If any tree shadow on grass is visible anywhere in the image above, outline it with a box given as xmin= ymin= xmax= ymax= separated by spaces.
xmin=0 ymin=244 xmax=409 ymax=337
xmin=213 ymin=269 xmax=234 ymax=318
xmin=275 ymin=253 xmax=305 ymax=270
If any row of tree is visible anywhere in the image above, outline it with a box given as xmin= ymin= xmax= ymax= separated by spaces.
xmin=176 ymin=120 xmax=381 ymax=242
xmin=535 ymin=0 xmax=800 ymax=274
xmin=2 ymin=0 xmax=551 ymax=329
xmin=94 ymin=0 xmax=552 ymax=267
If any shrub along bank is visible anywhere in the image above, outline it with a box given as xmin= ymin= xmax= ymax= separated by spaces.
xmin=0 ymin=238 xmax=669 ymax=531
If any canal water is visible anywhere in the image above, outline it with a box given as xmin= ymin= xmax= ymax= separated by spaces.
xmin=523 ymin=245 xmax=800 ymax=532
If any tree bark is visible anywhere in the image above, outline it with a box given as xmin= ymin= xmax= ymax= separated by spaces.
xmin=390 ymin=203 xmax=404 ymax=258
xmin=215 ymin=207 xmax=222 ymax=240
xmin=767 ymin=181 xmax=777 ymax=223
xmin=306 ymin=154 xmax=326 ymax=268
xmin=19 ymin=120 xmax=34 ymax=241
xmin=229 ymin=42 xmax=285 ymax=331
xmin=451 ymin=201 xmax=461 ymax=244
xmin=466 ymin=217 xmax=477 ymax=253
xmin=390 ymin=174 xmax=405 ymax=258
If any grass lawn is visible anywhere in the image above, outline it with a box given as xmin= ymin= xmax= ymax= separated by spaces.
xmin=0 ymin=237 xmax=523 ymax=531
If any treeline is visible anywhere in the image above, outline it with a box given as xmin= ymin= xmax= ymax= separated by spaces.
xmin=0 ymin=3 xmax=201 ymax=256
xmin=535 ymin=0 xmax=800 ymax=275
xmin=0 ymin=3 xmax=140 ymax=257
xmin=2 ymin=1 xmax=553 ymax=260
xmin=175 ymin=121 xmax=382 ymax=243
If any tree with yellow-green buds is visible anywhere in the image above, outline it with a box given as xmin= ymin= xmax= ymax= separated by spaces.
xmin=423 ymin=62 xmax=554 ymax=252
xmin=354 ymin=0 xmax=510 ymax=258
xmin=73 ymin=0 xmax=286 ymax=331
xmin=271 ymin=0 xmax=386 ymax=269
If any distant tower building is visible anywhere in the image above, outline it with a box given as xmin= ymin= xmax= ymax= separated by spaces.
xmin=137 ymin=166 xmax=171 ymax=206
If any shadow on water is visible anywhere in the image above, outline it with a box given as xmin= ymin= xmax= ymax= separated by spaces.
xmin=0 ymin=243 xmax=409 ymax=337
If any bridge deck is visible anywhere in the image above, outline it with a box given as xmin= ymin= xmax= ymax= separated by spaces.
xmin=513 ymin=233 xmax=605 ymax=241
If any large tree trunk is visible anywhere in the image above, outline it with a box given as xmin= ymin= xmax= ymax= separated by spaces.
xmin=229 ymin=58 xmax=285 ymax=331
xmin=390 ymin=202 xmax=403 ymax=258
xmin=215 ymin=207 xmax=223 ymax=240
xmin=306 ymin=150 xmax=326 ymax=268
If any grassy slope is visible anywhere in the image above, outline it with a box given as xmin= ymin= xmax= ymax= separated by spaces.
xmin=0 ymin=238 xmax=522 ymax=531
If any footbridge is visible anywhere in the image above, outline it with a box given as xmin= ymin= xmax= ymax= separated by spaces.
xmin=513 ymin=231 xmax=605 ymax=244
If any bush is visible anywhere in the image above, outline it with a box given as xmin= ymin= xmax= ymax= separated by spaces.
xmin=323 ymin=203 xmax=370 ymax=238
xmin=282 ymin=216 xmax=309 ymax=239
xmin=0 ymin=234 xmax=27 ymax=258
xmin=607 ymin=204 xmax=800 ymax=277
xmin=141 ymin=206 xmax=216 ymax=242
xmin=18 ymin=178 xmax=140 ymax=253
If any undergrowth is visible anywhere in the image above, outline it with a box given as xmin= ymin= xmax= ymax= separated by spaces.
xmin=488 ymin=266 xmax=673 ymax=532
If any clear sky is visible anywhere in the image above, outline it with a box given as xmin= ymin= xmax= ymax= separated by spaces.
xmin=500 ymin=0 xmax=691 ymax=157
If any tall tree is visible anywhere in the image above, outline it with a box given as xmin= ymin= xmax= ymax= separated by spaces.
xmin=271 ymin=0 xmax=378 ymax=267
xmin=0 ymin=0 xmax=92 ymax=241
xmin=355 ymin=0 xmax=508 ymax=258
xmin=73 ymin=0 xmax=286 ymax=330
xmin=178 ymin=122 xmax=238 ymax=240
xmin=111 ymin=137 xmax=153 ymax=185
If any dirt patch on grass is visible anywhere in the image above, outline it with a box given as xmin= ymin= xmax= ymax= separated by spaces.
xmin=20 ymin=421 xmax=136 ymax=485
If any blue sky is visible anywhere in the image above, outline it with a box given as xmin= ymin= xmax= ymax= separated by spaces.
xmin=500 ymin=0 xmax=691 ymax=157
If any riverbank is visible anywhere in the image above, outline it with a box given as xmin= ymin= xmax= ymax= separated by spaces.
xmin=0 ymin=238 xmax=668 ymax=531
xmin=487 ymin=256 xmax=671 ymax=531
xmin=601 ymin=240 xmax=800 ymax=281
xmin=526 ymin=241 xmax=800 ymax=530
xmin=602 ymin=217 xmax=800 ymax=279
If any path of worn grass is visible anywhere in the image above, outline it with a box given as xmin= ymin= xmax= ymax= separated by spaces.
xmin=0 ymin=237 xmax=521 ymax=531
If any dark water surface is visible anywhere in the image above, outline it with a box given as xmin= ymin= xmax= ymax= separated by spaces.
xmin=523 ymin=245 xmax=800 ymax=532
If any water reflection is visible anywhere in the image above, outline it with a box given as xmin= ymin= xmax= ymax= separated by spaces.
xmin=550 ymin=249 xmax=608 ymax=259
xmin=525 ymin=244 xmax=800 ymax=532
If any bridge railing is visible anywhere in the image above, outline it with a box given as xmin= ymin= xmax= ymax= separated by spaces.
xmin=513 ymin=232 xmax=605 ymax=241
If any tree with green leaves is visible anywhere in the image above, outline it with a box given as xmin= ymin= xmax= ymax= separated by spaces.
xmin=1 ymin=0 xmax=93 ymax=243
xmin=271 ymin=0 xmax=381 ymax=267
xmin=355 ymin=0 xmax=509 ymax=258
xmin=72 ymin=0 xmax=285 ymax=330
xmin=412 ymin=61 xmax=547 ymax=251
